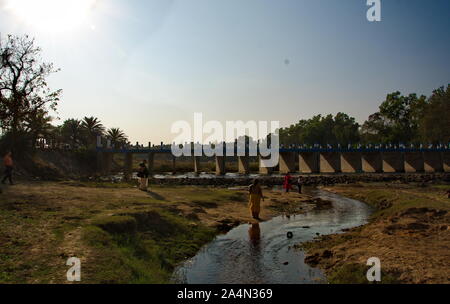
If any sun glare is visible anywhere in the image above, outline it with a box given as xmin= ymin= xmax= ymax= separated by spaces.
xmin=6 ymin=0 xmax=97 ymax=33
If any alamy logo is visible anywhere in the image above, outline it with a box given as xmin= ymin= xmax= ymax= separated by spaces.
xmin=367 ymin=257 xmax=381 ymax=282
xmin=66 ymin=257 xmax=81 ymax=282
xmin=367 ymin=0 xmax=382 ymax=22
xmin=171 ymin=113 xmax=280 ymax=168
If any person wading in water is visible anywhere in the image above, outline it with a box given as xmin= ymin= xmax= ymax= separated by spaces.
xmin=137 ymin=159 xmax=149 ymax=191
xmin=2 ymin=151 xmax=14 ymax=185
xmin=248 ymin=179 xmax=264 ymax=220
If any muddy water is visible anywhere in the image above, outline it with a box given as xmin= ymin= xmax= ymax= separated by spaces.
xmin=172 ymin=189 xmax=372 ymax=284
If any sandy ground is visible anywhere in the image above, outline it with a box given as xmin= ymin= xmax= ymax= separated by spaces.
xmin=302 ymin=183 xmax=450 ymax=284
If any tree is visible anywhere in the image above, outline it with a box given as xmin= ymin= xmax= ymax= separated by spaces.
xmin=279 ymin=113 xmax=360 ymax=146
xmin=24 ymin=109 xmax=54 ymax=148
xmin=419 ymin=85 xmax=450 ymax=144
xmin=81 ymin=116 xmax=105 ymax=149
xmin=106 ymin=128 xmax=127 ymax=148
xmin=61 ymin=119 xmax=83 ymax=149
xmin=333 ymin=112 xmax=360 ymax=145
xmin=0 ymin=34 xmax=61 ymax=148
xmin=361 ymin=92 xmax=426 ymax=144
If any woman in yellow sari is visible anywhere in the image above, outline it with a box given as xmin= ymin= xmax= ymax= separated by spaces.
xmin=248 ymin=179 xmax=264 ymax=220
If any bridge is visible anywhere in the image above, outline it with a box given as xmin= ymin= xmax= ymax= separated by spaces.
xmin=95 ymin=138 xmax=450 ymax=180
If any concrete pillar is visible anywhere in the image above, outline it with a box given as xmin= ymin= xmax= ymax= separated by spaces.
xmin=259 ymin=156 xmax=273 ymax=175
xmin=215 ymin=156 xmax=226 ymax=176
xmin=362 ymin=152 xmax=382 ymax=173
xmin=124 ymin=153 xmax=133 ymax=181
xmin=97 ymin=152 xmax=112 ymax=175
xmin=404 ymin=152 xmax=424 ymax=173
xmin=238 ymin=156 xmax=250 ymax=175
xmin=103 ymin=152 xmax=113 ymax=175
xmin=172 ymin=155 xmax=176 ymax=174
xmin=443 ymin=152 xmax=450 ymax=173
xmin=279 ymin=152 xmax=296 ymax=174
xmin=382 ymin=152 xmax=404 ymax=173
xmin=320 ymin=152 xmax=341 ymax=173
xmin=423 ymin=152 xmax=443 ymax=173
xmin=193 ymin=156 xmax=201 ymax=174
xmin=96 ymin=152 xmax=104 ymax=173
xmin=148 ymin=152 xmax=154 ymax=175
xmin=341 ymin=152 xmax=362 ymax=173
xmin=299 ymin=152 xmax=319 ymax=173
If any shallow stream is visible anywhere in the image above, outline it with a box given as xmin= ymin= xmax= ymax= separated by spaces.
xmin=173 ymin=188 xmax=372 ymax=284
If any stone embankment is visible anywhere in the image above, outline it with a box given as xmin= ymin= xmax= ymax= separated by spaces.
xmin=148 ymin=173 xmax=450 ymax=187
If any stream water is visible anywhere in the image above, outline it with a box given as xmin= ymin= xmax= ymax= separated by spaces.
xmin=172 ymin=188 xmax=372 ymax=284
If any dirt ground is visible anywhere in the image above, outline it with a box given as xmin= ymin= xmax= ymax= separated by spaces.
xmin=301 ymin=183 xmax=450 ymax=284
xmin=0 ymin=181 xmax=320 ymax=283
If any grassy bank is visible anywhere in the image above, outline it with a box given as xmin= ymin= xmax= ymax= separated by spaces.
xmin=0 ymin=181 xmax=315 ymax=283
xmin=301 ymin=182 xmax=450 ymax=284
xmin=0 ymin=182 xmax=239 ymax=283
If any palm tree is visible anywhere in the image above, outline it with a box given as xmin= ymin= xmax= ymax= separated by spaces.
xmin=106 ymin=128 xmax=128 ymax=149
xmin=81 ymin=116 xmax=105 ymax=148
xmin=61 ymin=119 xmax=83 ymax=149
xmin=24 ymin=109 xmax=54 ymax=149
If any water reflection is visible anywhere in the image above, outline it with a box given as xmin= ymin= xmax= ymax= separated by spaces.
xmin=173 ymin=189 xmax=372 ymax=284
xmin=248 ymin=223 xmax=261 ymax=245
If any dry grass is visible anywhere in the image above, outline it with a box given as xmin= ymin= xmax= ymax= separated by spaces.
xmin=0 ymin=181 xmax=315 ymax=283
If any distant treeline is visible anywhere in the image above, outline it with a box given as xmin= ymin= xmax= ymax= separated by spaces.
xmin=279 ymin=86 xmax=450 ymax=146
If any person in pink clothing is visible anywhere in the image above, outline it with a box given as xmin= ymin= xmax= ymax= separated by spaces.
xmin=283 ymin=173 xmax=292 ymax=193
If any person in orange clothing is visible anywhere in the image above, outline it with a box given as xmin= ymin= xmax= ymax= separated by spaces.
xmin=2 ymin=151 xmax=14 ymax=185
xmin=248 ymin=179 xmax=264 ymax=220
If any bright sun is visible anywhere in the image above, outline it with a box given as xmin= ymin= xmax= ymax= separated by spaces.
xmin=6 ymin=0 xmax=97 ymax=33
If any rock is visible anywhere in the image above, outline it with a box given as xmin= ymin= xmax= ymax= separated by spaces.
xmin=185 ymin=212 xmax=200 ymax=221
xmin=406 ymin=222 xmax=430 ymax=231
xmin=215 ymin=219 xmax=240 ymax=232
xmin=321 ymin=250 xmax=333 ymax=259
xmin=304 ymin=253 xmax=321 ymax=266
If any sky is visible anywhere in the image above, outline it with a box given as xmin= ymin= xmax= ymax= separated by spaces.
xmin=0 ymin=0 xmax=449 ymax=144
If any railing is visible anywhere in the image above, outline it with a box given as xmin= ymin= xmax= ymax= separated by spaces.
xmin=96 ymin=141 xmax=450 ymax=154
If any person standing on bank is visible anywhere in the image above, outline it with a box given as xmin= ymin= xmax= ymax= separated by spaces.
xmin=137 ymin=159 xmax=149 ymax=191
xmin=297 ymin=176 xmax=302 ymax=194
xmin=248 ymin=179 xmax=264 ymax=220
xmin=2 ymin=151 xmax=14 ymax=185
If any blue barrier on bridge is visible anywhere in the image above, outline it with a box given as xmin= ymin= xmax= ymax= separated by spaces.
xmin=96 ymin=147 xmax=450 ymax=154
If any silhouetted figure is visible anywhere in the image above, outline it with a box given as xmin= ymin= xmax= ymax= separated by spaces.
xmin=137 ymin=160 xmax=149 ymax=191
xmin=297 ymin=176 xmax=302 ymax=194
xmin=2 ymin=151 xmax=14 ymax=185
xmin=248 ymin=179 xmax=264 ymax=220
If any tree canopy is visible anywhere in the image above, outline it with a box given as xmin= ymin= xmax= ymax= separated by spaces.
xmin=280 ymin=85 xmax=450 ymax=146
xmin=0 ymin=35 xmax=61 ymax=144
xmin=279 ymin=113 xmax=360 ymax=146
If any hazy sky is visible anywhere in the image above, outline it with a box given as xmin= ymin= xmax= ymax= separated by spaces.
xmin=1 ymin=0 xmax=449 ymax=143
